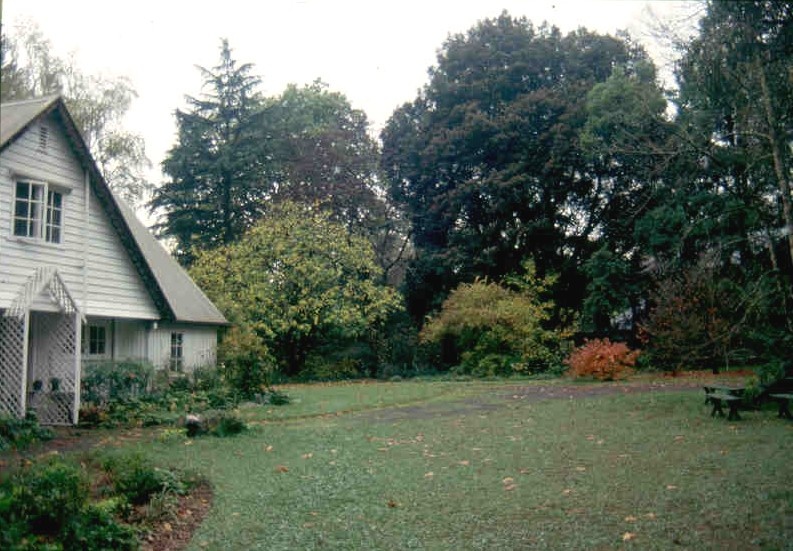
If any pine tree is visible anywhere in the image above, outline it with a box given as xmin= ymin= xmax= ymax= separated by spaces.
xmin=151 ymin=39 xmax=271 ymax=264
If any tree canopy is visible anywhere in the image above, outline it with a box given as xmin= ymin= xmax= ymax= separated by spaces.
xmin=382 ymin=13 xmax=656 ymax=322
xmin=189 ymin=202 xmax=402 ymax=376
xmin=1 ymin=23 xmax=151 ymax=207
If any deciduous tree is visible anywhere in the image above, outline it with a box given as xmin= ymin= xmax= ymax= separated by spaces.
xmin=1 ymin=23 xmax=151 ymax=207
xmin=382 ymin=12 xmax=651 ymax=322
xmin=189 ymin=202 xmax=403 ymax=376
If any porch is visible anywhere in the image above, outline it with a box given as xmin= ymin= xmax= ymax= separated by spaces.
xmin=0 ymin=268 xmax=83 ymax=425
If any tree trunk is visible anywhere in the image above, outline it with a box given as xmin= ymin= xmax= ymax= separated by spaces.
xmin=757 ymin=56 xmax=793 ymax=275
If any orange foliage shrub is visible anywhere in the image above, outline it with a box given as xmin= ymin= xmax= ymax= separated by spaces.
xmin=565 ymin=338 xmax=639 ymax=380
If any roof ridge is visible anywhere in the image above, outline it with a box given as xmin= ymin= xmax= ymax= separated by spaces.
xmin=0 ymin=94 xmax=61 ymax=108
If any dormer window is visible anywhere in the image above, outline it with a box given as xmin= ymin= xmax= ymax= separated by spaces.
xmin=13 ymin=181 xmax=63 ymax=244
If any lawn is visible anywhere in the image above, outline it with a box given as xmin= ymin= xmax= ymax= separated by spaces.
xmin=116 ymin=378 xmax=792 ymax=550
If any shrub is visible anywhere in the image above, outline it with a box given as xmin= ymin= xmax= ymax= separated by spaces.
xmin=212 ymin=414 xmax=247 ymax=437
xmin=61 ymin=504 xmax=137 ymax=550
xmin=183 ymin=412 xmax=247 ymax=438
xmin=81 ymin=361 xmax=154 ymax=405
xmin=640 ymin=255 xmax=775 ymax=372
xmin=219 ymin=327 xmax=276 ymax=397
xmin=0 ymin=412 xmax=54 ymax=450
xmin=266 ymin=389 xmax=291 ymax=406
xmin=566 ymin=338 xmax=639 ymax=381
xmin=0 ymin=453 xmax=188 ymax=550
xmin=421 ymin=268 xmax=563 ymax=376
xmin=14 ymin=459 xmax=89 ymax=535
xmin=103 ymin=454 xmax=185 ymax=506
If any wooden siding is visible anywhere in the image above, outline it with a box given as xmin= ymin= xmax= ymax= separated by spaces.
xmin=0 ymin=114 xmax=159 ymax=320
xmin=79 ymin=318 xmax=219 ymax=372
xmin=148 ymin=324 xmax=218 ymax=372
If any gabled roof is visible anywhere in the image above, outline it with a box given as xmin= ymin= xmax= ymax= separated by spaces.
xmin=0 ymin=96 xmax=228 ymax=326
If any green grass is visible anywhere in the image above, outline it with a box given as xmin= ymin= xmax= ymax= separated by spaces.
xmin=126 ymin=380 xmax=792 ymax=550
xmin=237 ymin=379 xmax=477 ymax=423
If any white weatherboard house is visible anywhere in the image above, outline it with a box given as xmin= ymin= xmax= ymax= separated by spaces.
xmin=0 ymin=96 xmax=228 ymax=424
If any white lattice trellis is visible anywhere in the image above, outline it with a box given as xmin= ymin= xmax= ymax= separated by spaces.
xmin=7 ymin=267 xmax=80 ymax=319
xmin=2 ymin=267 xmax=83 ymax=424
xmin=27 ymin=313 xmax=79 ymax=425
xmin=0 ymin=314 xmax=27 ymax=418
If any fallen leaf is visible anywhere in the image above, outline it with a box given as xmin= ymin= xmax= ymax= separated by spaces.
xmin=264 ymin=445 xmax=274 ymax=452
xmin=575 ymin=466 xmax=587 ymax=472
xmin=387 ymin=499 xmax=399 ymax=508
xmin=424 ymin=472 xmax=434 ymax=478
xmin=504 ymin=484 xmax=517 ymax=491
xmin=302 ymin=453 xmax=313 ymax=459
xmin=519 ymin=468 xmax=530 ymax=474
xmin=275 ymin=465 xmax=289 ymax=473
xmin=163 ymin=522 xmax=172 ymax=533
xmin=644 ymin=512 xmax=656 ymax=520
xmin=624 ymin=515 xmax=637 ymax=522
xmin=666 ymin=485 xmax=678 ymax=490
xmin=622 ymin=532 xmax=637 ymax=541
xmin=562 ymin=489 xmax=573 ymax=495
xmin=458 ymin=460 xmax=470 ymax=466
xmin=502 ymin=477 xmax=515 ymax=485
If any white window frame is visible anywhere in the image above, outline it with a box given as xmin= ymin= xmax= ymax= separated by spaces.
xmin=170 ymin=332 xmax=184 ymax=372
xmin=81 ymin=323 xmax=110 ymax=358
xmin=13 ymin=180 xmax=64 ymax=244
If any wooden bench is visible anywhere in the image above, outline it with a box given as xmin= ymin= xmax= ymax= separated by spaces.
xmin=703 ymin=384 xmax=745 ymax=403
xmin=708 ymin=393 xmax=743 ymax=420
xmin=769 ymin=394 xmax=793 ymax=420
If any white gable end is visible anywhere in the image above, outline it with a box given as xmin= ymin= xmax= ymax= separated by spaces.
xmin=0 ymin=111 xmax=158 ymax=320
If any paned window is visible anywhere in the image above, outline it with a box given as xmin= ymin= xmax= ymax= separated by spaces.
xmin=170 ymin=332 xmax=184 ymax=372
xmin=13 ymin=181 xmax=63 ymax=243
xmin=81 ymin=325 xmax=107 ymax=356
xmin=89 ymin=326 xmax=106 ymax=355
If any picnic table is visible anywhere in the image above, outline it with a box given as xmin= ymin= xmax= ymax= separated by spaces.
xmin=769 ymin=393 xmax=793 ymax=420
xmin=703 ymin=384 xmax=746 ymax=421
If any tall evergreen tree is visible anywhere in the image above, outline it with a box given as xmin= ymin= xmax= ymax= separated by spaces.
xmin=151 ymin=39 xmax=270 ymax=264
xmin=676 ymin=0 xmax=793 ymax=276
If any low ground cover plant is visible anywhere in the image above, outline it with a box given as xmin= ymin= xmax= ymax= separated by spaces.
xmin=0 ymin=450 xmax=194 ymax=551
xmin=566 ymin=338 xmax=639 ymax=380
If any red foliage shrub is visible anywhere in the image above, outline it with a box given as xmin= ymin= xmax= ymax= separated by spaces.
xmin=565 ymin=338 xmax=639 ymax=381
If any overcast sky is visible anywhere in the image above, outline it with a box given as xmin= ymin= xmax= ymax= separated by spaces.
xmin=3 ymin=0 xmax=699 ymax=187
